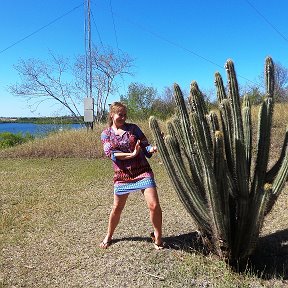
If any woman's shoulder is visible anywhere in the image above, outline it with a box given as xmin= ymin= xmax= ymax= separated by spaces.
xmin=101 ymin=127 xmax=112 ymax=139
xmin=101 ymin=126 xmax=111 ymax=133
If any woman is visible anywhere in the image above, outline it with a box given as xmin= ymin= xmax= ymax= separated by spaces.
xmin=100 ymin=102 xmax=163 ymax=249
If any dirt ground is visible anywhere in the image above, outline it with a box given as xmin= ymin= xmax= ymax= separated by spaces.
xmin=1 ymin=158 xmax=287 ymax=287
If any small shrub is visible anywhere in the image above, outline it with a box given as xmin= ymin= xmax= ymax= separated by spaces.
xmin=0 ymin=132 xmax=34 ymax=149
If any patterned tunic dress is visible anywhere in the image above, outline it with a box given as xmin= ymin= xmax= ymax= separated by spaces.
xmin=101 ymin=123 xmax=156 ymax=195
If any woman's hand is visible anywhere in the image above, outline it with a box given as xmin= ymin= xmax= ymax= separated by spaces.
xmin=113 ymin=140 xmax=141 ymax=160
xmin=149 ymin=146 xmax=157 ymax=154
xmin=132 ymin=140 xmax=141 ymax=157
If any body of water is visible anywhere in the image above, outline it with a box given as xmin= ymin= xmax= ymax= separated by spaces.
xmin=0 ymin=122 xmax=83 ymax=136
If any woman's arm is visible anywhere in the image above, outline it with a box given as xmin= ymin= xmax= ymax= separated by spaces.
xmin=114 ymin=140 xmax=141 ymax=160
xmin=115 ymin=143 xmax=157 ymax=159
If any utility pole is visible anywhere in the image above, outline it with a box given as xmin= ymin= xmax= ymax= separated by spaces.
xmin=83 ymin=0 xmax=94 ymax=130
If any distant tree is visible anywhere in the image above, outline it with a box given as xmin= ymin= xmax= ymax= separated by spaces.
xmin=255 ymin=61 xmax=288 ymax=102
xmin=121 ymin=82 xmax=157 ymax=119
xmin=75 ymin=46 xmax=134 ymax=121
xmin=244 ymin=87 xmax=263 ymax=105
xmin=200 ymin=88 xmax=218 ymax=110
xmin=274 ymin=61 xmax=288 ymax=102
xmin=9 ymin=54 xmax=83 ymax=122
xmin=9 ymin=48 xmax=133 ymax=122
xmin=241 ymin=61 xmax=288 ymax=105
xmin=151 ymin=86 xmax=175 ymax=119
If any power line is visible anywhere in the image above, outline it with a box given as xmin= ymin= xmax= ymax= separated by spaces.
xmin=82 ymin=2 xmax=263 ymax=88
xmin=119 ymin=16 xmax=261 ymax=86
xmin=1 ymin=1 xmax=265 ymax=89
xmin=244 ymin=0 xmax=288 ymax=43
xmin=91 ymin=10 xmax=104 ymax=47
xmin=109 ymin=0 xmax=120 ymax=52
xmin=0 ymin=3 xmax=83 ymax=55
xmin=108 ymin=0 xmax=127 ymax=97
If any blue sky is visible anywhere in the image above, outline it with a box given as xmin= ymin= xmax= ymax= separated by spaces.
xmin=0 ymin=0 xmax=287 ymax=117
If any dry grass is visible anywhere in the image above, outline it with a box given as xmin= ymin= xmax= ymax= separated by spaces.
xmin=1 ymin=103 xmax=287 ymax=287
xmin=0 ymin=127 xmax=104 ymax=159
xmin=0 ymin=120 xmax=161 ymax=159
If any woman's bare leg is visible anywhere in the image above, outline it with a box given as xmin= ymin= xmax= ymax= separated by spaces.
xmin=100 ymin=193 xmax=129 ymax=248
xmin=143 ymin=187 xmax=163 ymax=246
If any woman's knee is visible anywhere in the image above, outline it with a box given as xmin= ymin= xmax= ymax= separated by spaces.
xmin=112 ymin=197 xmax=128 ymax=213
xmin=111 ymin=195 xmax=128 ymax=213
xmin=148 ymin=200 xmax=162 ymax=213
xmin=111 ymin=202 xmax=125 ymax=215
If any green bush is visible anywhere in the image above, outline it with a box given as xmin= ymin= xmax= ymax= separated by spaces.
xmin=0 ymin=132 xmax=34 ymax=149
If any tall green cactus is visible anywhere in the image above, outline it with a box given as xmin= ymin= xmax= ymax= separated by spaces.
xmin=149 ymin=57 xmax=288 ymax=261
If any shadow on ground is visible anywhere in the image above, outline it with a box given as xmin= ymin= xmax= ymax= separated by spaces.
xmin=248 ymin=229 xmax=288 ymax=280
xmin=114 ymin=231 xmax=207 ymax=253
xmin=115 ymin=229 xmax=288 ymax=280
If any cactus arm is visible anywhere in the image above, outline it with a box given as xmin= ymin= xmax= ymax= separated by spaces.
xmin=215 ymin=72 xmax=227 ymax=102
xmin=167 ymin=119 xmax=204 ymax=196
xmin=149 ymin=117 xmax=194 ymax=206
xmin=272 ymin=147 xmax=288 ymax=195
xmin=166 ymin=120 xmax=176 ymax=139
xmin=173 ymin=83 xmax=196 ymax=157
xmin=265 ymin=56 xmax=275 ymax=98
xmin=165 ymin=135 xmax=211 ymax=231
xmin=242 ymin=95 xmax=252 ymax=180
xmin=189 ymin=81 xmax=209 ymax=114
xmin=170 ymin=117 xmax=188 ymax=156
xmin=208 ymin=111 xmax=220 ymax=134
xmin=171 ymin=117 xmax=207 ymax=199
xmin=252 ymin=57 xmax=275 ymax=196
xmin=215 ymin=73 xmax=234 ymax=173
xmin=167 ymin=119 xmax=208 ymax=216
xmin=166 ymin=117 xmax=190 ymax=163
xmin=174 ymin=84 xmax=206 ymax=191
xmin=265 ymin=149 xmax=288 ymax=215
xmin=219 ymin=100 xmax=234 ymax=172
xmin=225 ymin=59 xmax=249 ymax=198
xmin=149 ymin=116 xmax=212 ymax=234
xmin=213 ymin=131 xmax=232 ymax=255
xmin=251 ymin=98 xmax=274 ymax=197
xmin=190 ymin=112 xmax=229 ymax=256
xmin=266 ymin=127 xmax=288 ymax=182
xmin=241 ymin=185 xmax=271 ymax=257
xmin=231 ymin=146 xmax=250 ymax=258
xmin=190 ymin=81 xmax=213 ymax=154
xmin=225 ymin=60 xmax=244 ymax=142
xmin=224 ymin=60 xmax=250 ymax=258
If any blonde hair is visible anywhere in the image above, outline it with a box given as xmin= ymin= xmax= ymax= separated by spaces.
xmin=108 ymin=102 xmax=127 ymax=126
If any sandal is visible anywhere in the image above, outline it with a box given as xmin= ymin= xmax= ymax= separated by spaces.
xmin=99 ymin=239 xmax=112 ymax=249
xmin=153 ymin=241 xmax=165 ymax=250
xmin=150 ymin=232 xmax=165 ymax=250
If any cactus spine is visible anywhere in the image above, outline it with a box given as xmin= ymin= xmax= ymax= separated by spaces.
xmin=149 ymin=57 xmax=288 ymax=261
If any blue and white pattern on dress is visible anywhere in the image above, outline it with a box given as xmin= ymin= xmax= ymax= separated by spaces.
xmin=114 ymin=177 xmax=156 ymax=195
